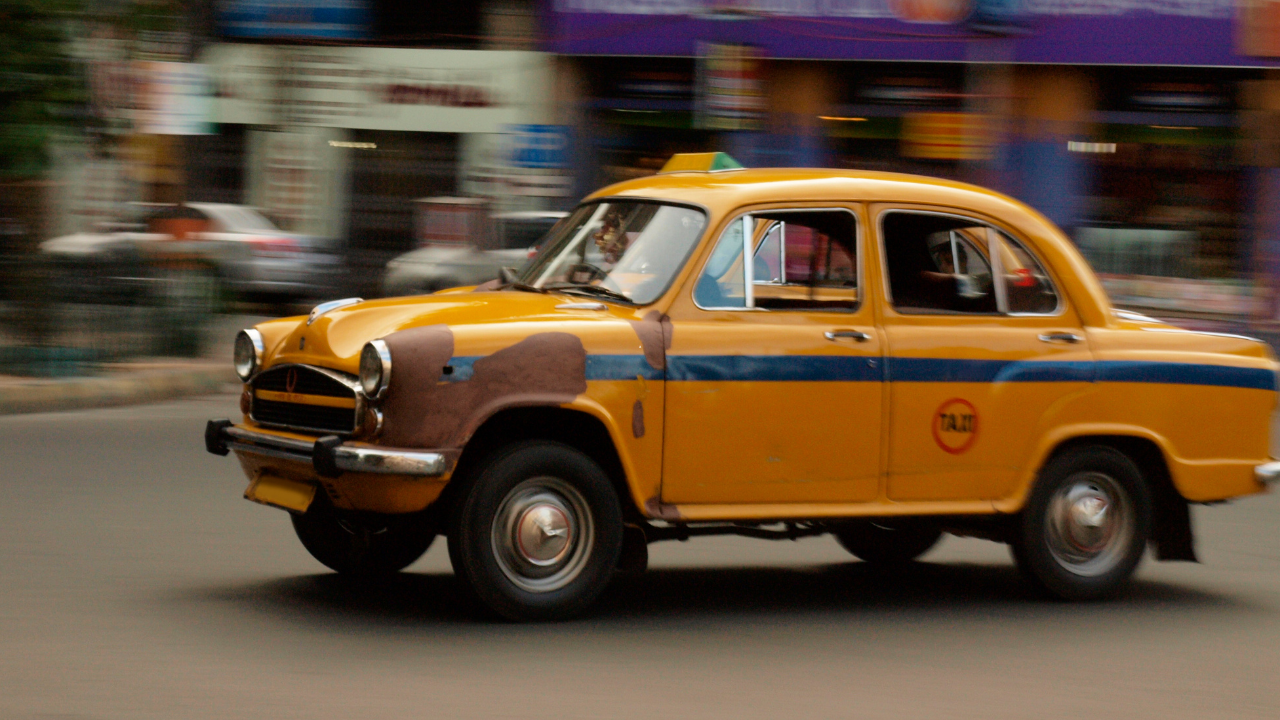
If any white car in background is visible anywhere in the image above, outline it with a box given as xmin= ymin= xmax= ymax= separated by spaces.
xmin=382 ymin=211 xmax=567 ymax=296
xmin=41 ymin=202 xmax=339 ymax=303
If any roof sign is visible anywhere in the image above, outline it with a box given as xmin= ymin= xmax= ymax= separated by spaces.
xmin=659 ymin=152 xmax=745 ymax=174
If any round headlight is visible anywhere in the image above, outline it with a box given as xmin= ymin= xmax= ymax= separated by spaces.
xmin=360 ymin=340 xmax=392 ymax=399
xmin=234 ymin=329 xmax=264 ymax=381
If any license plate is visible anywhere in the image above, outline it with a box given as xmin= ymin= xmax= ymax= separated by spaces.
xmin=244 ymin=472 xmax=316 ymax=514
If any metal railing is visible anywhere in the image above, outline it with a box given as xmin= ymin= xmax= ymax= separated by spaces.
xmin=0 ymin=253 xmax=218 ymax=377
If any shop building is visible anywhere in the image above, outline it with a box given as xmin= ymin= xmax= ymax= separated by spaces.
xmin=199 ymin=42 xmax=561 ymax=287
xmin=545 ymin=0 xmax=1280 ymax=321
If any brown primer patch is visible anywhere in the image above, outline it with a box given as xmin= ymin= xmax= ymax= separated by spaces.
xmin=628 ymin=310 xmax=672 ymax=371
xmin=631 ymin=399 xmax=645 ymax=439
xmin=643 ymin=496 xmax=683 ymax=521
xmin=380 ymin=328 xmax=588 ymax=449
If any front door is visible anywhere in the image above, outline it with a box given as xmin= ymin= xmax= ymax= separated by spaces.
xmin=661 ymin=206 xmax=884 ymax=505
xmin=874 ymin=206 xmax=1094 ymax=501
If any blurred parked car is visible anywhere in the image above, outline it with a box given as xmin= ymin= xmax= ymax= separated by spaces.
xmin=382 ymin=206 xmax=566 ymax=296
xmin=40 ymin=202 xmax=339 ymax=304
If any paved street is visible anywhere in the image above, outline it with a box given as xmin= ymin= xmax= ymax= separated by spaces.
xmin=2 ymin=394 xmax=1278 ymax=719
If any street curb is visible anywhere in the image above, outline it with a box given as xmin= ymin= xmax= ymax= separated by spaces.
xmin=0 ymin=364 xmax=238 ymax=415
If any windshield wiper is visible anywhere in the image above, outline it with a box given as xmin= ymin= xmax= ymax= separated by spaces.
xmin=505 ymin=281 xmax=547 ymax=294
xmin=491 ymin=266 xmax=545 ymax=294
xmin=546 ymin=282 xmax=634 ymax=304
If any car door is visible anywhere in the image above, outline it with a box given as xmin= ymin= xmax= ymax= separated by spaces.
xmin=661 ymin=206 xmax=884 ymax=505
xmin=875 ymin=206 xmax=1094 ymax=502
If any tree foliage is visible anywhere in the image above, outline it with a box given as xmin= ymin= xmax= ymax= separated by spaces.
xmin=0 ymin=0 xmax=85 ymax=180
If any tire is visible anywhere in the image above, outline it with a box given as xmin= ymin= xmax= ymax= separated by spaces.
xmin=833 ymin=520 xmax=943 ymax=564
xmin=291 ymin=497 xmax=436 ymax=576
xmin=1011 ymin=445 xmax=1152 ymax=600
xmin=447 ymin=441 xmax=623 ymax=621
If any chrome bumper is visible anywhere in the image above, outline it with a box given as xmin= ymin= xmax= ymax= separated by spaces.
xmin=205 ymin=419 xmax=450 ymax=478
xmin=1256 ymin=461 xmax=1280 ymax=485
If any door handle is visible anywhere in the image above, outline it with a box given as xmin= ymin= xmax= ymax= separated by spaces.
xmin=1038 ymin=332 xmax=1082 ymax=344
xmin=825 ymin=330 xmax=871 ymax=342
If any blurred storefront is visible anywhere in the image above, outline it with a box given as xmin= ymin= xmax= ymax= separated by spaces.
xmin=1078 ymin=71 xmax=1256 ymax=317
xmin=545 ymin=0 xmax=1280 ymax=323
xmin=199 ymin=42 xmax=559 ymax=286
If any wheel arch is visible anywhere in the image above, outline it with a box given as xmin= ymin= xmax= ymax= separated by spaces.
xmin=438 ymin=404 xmax=642 ymax=527
xmin=1001 ymin=428 xmax=1195 ymax=561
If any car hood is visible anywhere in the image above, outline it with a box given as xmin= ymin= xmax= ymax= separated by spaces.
xmin=262 ymin=290 xmax=646 ymax=374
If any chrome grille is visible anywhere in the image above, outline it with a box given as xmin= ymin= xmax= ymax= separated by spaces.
xmin=250 ymin=364 xmax=359 ymax=435
xmin=251 ymin=398 xmax=357 ymax=434
xmin=253 ymin=365 xmax=351 ymax=397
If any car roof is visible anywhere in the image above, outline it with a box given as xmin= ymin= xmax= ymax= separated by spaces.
xmin=588 ymin=167 xmax=1035 ymax=221
xmin=185 ymin=203 xmax=277 ymax=231
xmin=585 ymin=166 xmax=1113 ymax=327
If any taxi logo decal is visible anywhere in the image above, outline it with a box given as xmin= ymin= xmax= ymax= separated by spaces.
xmin=933 ymin=398 xmax=978 ymax=454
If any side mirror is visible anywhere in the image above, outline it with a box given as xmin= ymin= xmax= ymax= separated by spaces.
xmin=498 ymin=267 xmax=519 ymax=285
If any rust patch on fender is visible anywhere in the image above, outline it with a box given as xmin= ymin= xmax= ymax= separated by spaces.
xmin=380 ymin=327 xmax=588 ymax=449
xmin=628 ymin=311 xmax=672 ymax=371
xmin=631 ymin=399 xmax=645 ymax=439
xmin=472 ymin=279 xmax=502 ymax=292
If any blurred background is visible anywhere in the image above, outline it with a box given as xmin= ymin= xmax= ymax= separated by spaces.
xmin=6 ymin=0 xmax=1280 ymax=374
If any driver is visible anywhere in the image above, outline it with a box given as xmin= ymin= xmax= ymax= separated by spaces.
xmin=592 ymin=207 xmax=631 ymax=265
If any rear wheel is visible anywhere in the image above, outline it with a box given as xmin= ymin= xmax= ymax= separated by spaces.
xmin=1011 ymin=445 xmax=1151 ymax=600
xmin=291 ymin=498 xmax=436 ymax=576
xmin=833 ymin=520 xmax=943 ymax=564
xmin=448 ymin=441 xmax=623 ymax=621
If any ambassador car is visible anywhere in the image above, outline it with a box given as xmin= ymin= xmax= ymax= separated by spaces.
xmin=206 ymin=153 xmax=1280 ymax=620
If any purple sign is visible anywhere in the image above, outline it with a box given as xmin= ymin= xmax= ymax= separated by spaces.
xmin=547 ymin=0 xmax=1278 ymax=67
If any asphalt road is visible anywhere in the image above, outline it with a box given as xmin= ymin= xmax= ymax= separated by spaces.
xmin=2 ymin=394 xmax=1279 ymax=719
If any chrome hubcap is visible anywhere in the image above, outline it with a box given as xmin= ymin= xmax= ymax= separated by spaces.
xmin=516 ymin=504 xmax=572 ymax=565
xmin=492 ymin=477 xmax=593 ymax=593
xmin=1045 ymin=472 xmax=1133 ymax=576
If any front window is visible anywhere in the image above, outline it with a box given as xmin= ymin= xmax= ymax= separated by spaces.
xmin=520 ymin=201 xmax=708 ymax=305
xmin=694 ymin=209 xmax=859 ymax=312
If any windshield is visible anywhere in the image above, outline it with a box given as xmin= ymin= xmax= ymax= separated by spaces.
xmin=520 ymin=201 xmax=707 ymax=305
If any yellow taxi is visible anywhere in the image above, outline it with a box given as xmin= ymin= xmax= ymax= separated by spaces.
xmin=206 ymin=152 xmax=1280 ymax=620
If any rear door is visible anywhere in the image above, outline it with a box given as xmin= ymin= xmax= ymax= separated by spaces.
xmin=875 ymin=206 xmax=1094 ymax=502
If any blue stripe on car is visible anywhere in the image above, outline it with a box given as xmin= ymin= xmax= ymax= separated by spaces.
xmin=667 ymin=355 xmax=881 ymax=382
xmin=1094 ymin=361 xmax=1275 ymax=390
xmin=886 ymin=358 xmax=1095 ymax=383
xmin=440 ymin=354 xmax=1274 ymax=390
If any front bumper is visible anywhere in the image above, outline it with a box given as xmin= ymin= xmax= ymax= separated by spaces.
xmin=1255 ymin=461 xmax=1280 ymax=485
xmin=205 ymin=419 xmax=451 ymax=478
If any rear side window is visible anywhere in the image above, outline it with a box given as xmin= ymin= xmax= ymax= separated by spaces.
xmin=1000 ymin=236 xmax=1059 ymax=314
xmin=881 ymin=211 xmax=1059 ymax=316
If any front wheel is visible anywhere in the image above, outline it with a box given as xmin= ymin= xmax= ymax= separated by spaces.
xmin=448 ymin=441 xmax=623 ymax=621
xmin=1011 ymin=445 xmax=1152 ymax=600
xmin=291 ymin=499 xmax=436 ymax=576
